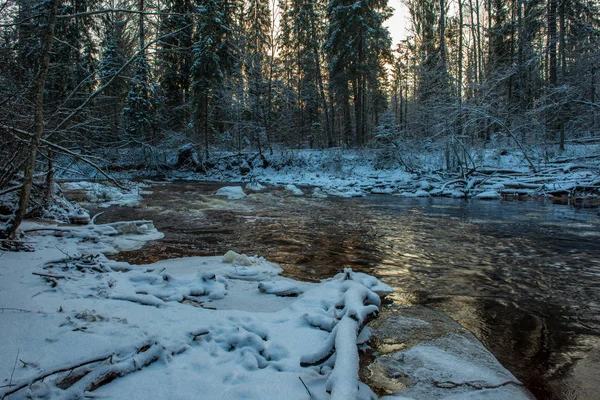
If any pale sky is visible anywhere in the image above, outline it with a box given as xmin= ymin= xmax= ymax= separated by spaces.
xmin=386 ymin=0 xmax=410 ymax=47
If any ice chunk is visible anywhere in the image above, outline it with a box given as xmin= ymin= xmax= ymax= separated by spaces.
xmin=284 ymin=184 xmax=304 ymax=196
xmin=246 ymin=181 xmax=265 ymax=191
xmin=215 ymin=186 xmax=247 ymax=200
xmin=222 ymin=250 xmax=254 ymax=266
xmin=475 ymin=190 xmax=503 ymax=200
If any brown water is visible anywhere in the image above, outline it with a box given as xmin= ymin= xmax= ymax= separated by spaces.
xmin=87 ymin=181 xmax=600 ymax=400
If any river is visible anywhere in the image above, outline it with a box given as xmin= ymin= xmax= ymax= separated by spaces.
xmin=87 ymin=181 xmax=600 ymax=399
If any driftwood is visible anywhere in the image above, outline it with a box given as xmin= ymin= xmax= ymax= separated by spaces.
xmin=0 ymin=354 xmax=112 ymax=399
xmin=300 ymin=270 xmax=382 ymax=399
xmin=0 ymin=341 xmax=164 ymax=399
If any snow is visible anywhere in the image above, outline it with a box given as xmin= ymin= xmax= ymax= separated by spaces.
xmin=475 ymin=190 xmax=503 ymax=200
xmin=0 ymin=220 xmax=390 ymax=400
xmin=246 ymin=181 xmax=266 ymax=191
xmin=54 ymin=142 xmax=600 ymax=203
xmin=215 ymin=186 xmax=247 ymax=200
xmin=378 ymin=333 xmax=531 ymax=399
xmin=61 ymin=181 xmax=145 ymax=208
xmin=285 ymin=184 xmax=304 ymax=196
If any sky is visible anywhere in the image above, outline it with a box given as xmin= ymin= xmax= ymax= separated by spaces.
xmin=386 ymin=0 xmax=411 ymax=46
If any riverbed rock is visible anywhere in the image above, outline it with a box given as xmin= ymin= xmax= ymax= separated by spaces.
xmin=366 ymin=306 xmax=534 ymax=399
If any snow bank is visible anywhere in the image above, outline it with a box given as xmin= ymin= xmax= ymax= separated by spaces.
xmin=475 ymin=190 xmax=503 ymax=200
xmin=62 ymin=181 xmax=145 ymax=208
xmin=178 ymin=147 xmax=600 ymax=201
xmin=0 ymin=223 xmax=390 ymax=400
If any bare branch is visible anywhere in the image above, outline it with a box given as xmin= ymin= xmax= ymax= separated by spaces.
xmin=2 ymin=124 xmax=126 ymax=190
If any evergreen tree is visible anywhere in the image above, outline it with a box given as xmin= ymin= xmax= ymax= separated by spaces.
xmin=243 ymin=0 xmax=271 ymax=138
xmin=157 ymin=0 xmax=193 ymax=130
xmin=326 ymin=0 xmax=392 ymax=145
xmin=191 ymin=0 xmax=235 ymax=157
xmin=123 ymin=54 xmax=156 ymax=143
xmin=97 ymin=11 xmax=132 ymax=139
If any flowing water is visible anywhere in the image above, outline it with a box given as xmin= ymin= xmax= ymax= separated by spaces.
xmin=86 ymin=181 xmax=600 ymax=399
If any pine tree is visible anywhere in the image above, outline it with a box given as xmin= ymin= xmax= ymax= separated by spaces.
xmin=242 ymin=0 xmax=271 ymax=150
xmin=326 ymin=0 xmax=392 ymax=145
xmin=123 ymin=54 xmax=156 ymax=143
xmin=191 ymin=0 xmax=234 ymax=157
xmin=157 ymin=0 xmax=193 ymax=130
xmin=97 ymin=11 xmax=132 ymax=139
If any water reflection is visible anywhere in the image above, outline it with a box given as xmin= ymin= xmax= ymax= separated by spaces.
xmin=87 ymin=182 xmax=600 ymax=400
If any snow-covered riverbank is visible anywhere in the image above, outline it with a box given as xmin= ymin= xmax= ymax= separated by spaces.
xmin=0 ymin=219 xmax=392 ymax=399
xmin=1 ymin=183 xmax=538 ymax=399
xmin=59 ymin=145 xmax=600 ymax=201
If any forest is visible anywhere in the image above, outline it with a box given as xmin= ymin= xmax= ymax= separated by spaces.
xmin=1 ymin=0 xmax=599 ymax=236
xmin=1 ymin=1 xmax=600 ymax=398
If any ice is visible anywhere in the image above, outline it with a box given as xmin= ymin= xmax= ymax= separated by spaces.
xmin=222 ymin=250 xmax=254 ymax=265
xmin=475 ymin=190 xmax=503 ymax=200
xmin=246 ymin=181 xmax=266 ymax=191
xmin=284 ymin=184 xmax=304 ymax=195
xmin=215 ymin=186 xmax=247 ymax=200
xmin=62 ymin=181 xmax=144 ymax=208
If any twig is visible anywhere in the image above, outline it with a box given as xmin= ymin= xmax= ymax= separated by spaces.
xmin=298 ymin=376 xmax=312 ymax=397
xmin=54 ymin=245 xmax=75 ymax=260
xmin=0 ymin=308 xmax=41 ymax=313
xmin=9 ymin=350 xmax=19 ymax=388
xmin=0 ymin=354 xmax=112 ymax=398
xmin=90 ymin=211 xmax=105 ymax=225
xmin=32 ymin=272 xmax=67 ymax=279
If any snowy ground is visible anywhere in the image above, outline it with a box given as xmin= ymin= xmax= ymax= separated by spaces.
xmin=226 ymin=146 xmax=600 ymax=200
xmin=57 ymin=144 xmax=599 ymax=201
xmin=0 ymin=218 xmax=394 ymax=400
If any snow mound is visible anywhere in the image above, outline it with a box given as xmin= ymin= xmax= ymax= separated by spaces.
xmin=215 ymin=186 xmax=247 ymax=200
xmin=258 ymin=280 xmax=303 ymax=296
xmin=475 ymin=190 xmax=503 ymax=200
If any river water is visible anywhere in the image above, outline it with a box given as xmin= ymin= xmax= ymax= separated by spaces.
xmin=88 ymin=181 xmax=600 ymax=399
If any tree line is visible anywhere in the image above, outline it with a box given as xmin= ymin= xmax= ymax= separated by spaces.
xmin=390 ymin=0 xmax=599 ymax=154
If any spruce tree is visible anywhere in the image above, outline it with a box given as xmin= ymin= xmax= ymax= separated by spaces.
xmin=157 ymin=0 xmax=193 ymax=130
xmin=326 ymin=0 xmax=392 ymax=145
xmin=191 ymin=0 xmax=234 ymax=157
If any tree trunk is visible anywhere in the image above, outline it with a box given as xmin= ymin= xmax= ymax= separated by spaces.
xmin=439 ymin=0 xmax=447 ymax=65
xmin=43 ymin=150 xmax=55 ymax=208
xmin=8 ymin=0 xmax=58 ymax=238
xmin=548 ymin=0 xmax=557 ymax=86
